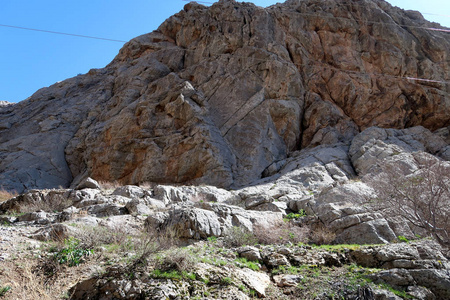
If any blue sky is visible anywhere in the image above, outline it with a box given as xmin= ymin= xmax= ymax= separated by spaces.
xmin=1 ymin=0 xmax=449 ymax=103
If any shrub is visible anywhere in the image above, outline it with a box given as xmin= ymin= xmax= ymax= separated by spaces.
xmin=284 ymin=210 xmax=307 ymax=220
xmin=223 ymin=226 xmax=258 ymax=247
xmin=367 ymin=155 xmax=450 ymax=247
xmin=153 ymin=247 xmax=196 ymax=273
xmin=253 ymin=222 xmax=309 ymax=245
xmin=308 ymin=224 xmax=336 ymax=245
xmin=53 ymin=237 xmax=93 ymax=267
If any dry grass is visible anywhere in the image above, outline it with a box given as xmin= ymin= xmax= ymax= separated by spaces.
xmin=0 ymin=189 xmax=17 ymax=203
xmin=308 ymin=224 xmax=337 ymax=245
xmin=0 ymin=257 xmax=98 ymax=300
xmin=254 ymin=222 xmax=310 ymax=245
xmin=98 ymin=180 xmax=122 ymax=191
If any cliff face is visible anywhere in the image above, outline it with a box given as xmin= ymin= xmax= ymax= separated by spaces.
xmin=0 ymin=0 xmax=449 ymax=192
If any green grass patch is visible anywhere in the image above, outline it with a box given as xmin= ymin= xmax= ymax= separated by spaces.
xmin=53 ymin=237 xmax=93 ymax=267
xmin=0 ymin=285 xmax=11 ymax=297
xmin=234 ymin=257 xmax=260 ymax=271
xmin=150 ymin=269 xmax=196 ymax=281
xmin=284 ymin=210 xmax=306 ymax=221
xmin=378 ymin=283 xmax=414 ymax=299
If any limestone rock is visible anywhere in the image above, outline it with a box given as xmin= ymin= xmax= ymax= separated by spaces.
xmin=148 ymin=202 xmax=283 ymax=240
xmin=349 ymin=126 xmax=448 ymax=176
xmin=75 ymin=177 xmax=101 ymax=190
xmin=237 ymin=246 xmax=262 ymax=262
xmin=112 ymin=185 xmax=148 ymax=199
xmin=1 ymin=0 xmax=448 ymax=192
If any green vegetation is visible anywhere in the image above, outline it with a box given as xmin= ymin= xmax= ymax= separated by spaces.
xmin=284 ymin=210 xmax=307 ymax=221
xmin=207 ymin=236 xmax=218 ymax=243
xmin=379 ymin=283 xmax=414 ymax=299
xmin=53 ymin=237 xmax=93 ymax=266
xmin=221 ymin=277 xmax=232 ymax=285
xmin=223 ymin=226 xmax=258 ymax=247
xmin=150 ymin=269 xmax=196 ymax=281
xmin=397 ymin=235 xmax=409 ymax=243
xmin=0 ymin=285 xmax=11 ymax=297
xmin=234 ymin=257 xmax=260 ymax=271
xmin=314 ymin=243 xmax=361 ymax=252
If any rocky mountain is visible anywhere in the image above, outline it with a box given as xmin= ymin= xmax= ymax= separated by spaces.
xmin=0 ymin=0 xmax=449 ymax=193
xmin=0 ymin=1 xmax=449 ymax=298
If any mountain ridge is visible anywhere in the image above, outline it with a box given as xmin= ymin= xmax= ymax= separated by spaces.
xmin=0 ymin=0 xmax=449 ymax=193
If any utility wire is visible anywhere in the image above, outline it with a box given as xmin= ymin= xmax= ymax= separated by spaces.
xmin=0 ymin=6 xmax=447 ymax=85
xmin=181 ymin=0 xmax=450 ymax=33
xmin=0 ymin=24 xmax=127 ymax=43
xmin=178 ymin=46 xmax=450 ymax=85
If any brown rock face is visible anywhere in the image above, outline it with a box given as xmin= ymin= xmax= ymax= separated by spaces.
xmin=0 ymin=0 xmax=449 ymax=192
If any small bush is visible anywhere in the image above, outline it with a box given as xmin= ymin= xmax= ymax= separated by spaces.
xmin=308 ymin=224 xmax=336 ymax=245
xmin=223 ymin=226 xmax=257 ymax=247
xmin=53 ymin=237 xmax=93 ymax=267
xmin=284 ymin=210 xmax=307 ymax=220
xmin=254 ymin=222 xmax=309 ymax=245
xmin=154 ymin=247 xmax=196 ymax=273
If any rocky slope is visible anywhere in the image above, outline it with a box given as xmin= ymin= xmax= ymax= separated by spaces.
xmin=0 ymin=1 xmax=449 ymax=298
xmin=0 ymin=176 xmax=449 ymax=299
xmin=0 ymin=0 xmax=449 ymax=193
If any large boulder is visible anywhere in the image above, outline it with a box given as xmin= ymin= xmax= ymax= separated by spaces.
xmin=146 ymin=202 xmax=283 ymax=240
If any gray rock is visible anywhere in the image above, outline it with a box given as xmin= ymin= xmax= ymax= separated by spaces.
xmin=153 ymin=202 xmax=283 ymax=240
xmin=87 ymin=203 xmax=127 ymax=217
xmin=112 ymin=185 xmax=148 ymax=199
xmin=234 ymin=268 xmax=271 ymax=297
xmin=407 ymin=286 xmax=436 ymax=300
xmin=349 ymin=127 xmax=448 ymax=176
xmin=16 ymin=211 xmax=52 ymax=224
xmin=30 ymin=223 xmax=76 ymax=241
xmin=237 ymin=246 xmax=262 ymax=262
xmin=262 ymin=252 xmax=289 ymax=268
xmin=273 ymin=274 xmax=303 ymax=287
xmin=2 ymin=0 xmax=449 ymax=193
xmin=125 ymin=199 xmax=152 ymax=215
xmin=75 ymin=177 xmax=101 ymax=190
xmin=409 ymin=269 xmax=450 ymax=300
xmin=373 ymin=269 xmax=415 ymax=287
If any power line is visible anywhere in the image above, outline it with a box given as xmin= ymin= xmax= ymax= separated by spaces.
xmin=179 ymin=47 xmax=450 ymax=85
xmin=181 ymin=0 xmax=450 ymax=33
xmin=0 ymin=24 xmax=127 ymax=43
xmin=0 ymin=6 xmax=447 ymax=85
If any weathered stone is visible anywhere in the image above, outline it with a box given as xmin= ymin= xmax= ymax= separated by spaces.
xmin=237 ymin=246 xmax=262 ymax=262
xmin=409 ymin=269 xmax=450 ymax=300
xmin=112 ymin=185 xmax=148 ymax=199
xmin=262 ymin=252 xmax=289 ymax=268
xmin=30 ymin=223 xmax=76 ymax=241
xmin=1 ymin=0 xmax=448 ymax=193
xmin=156 ymin=202 xmax=283 ymax=240
xmin=349 ymin=127 xmax=448 ymax=176
xmin=75 ymin=177 xmax=101 ymax=190
xmin=273 ymin=274 xmax=303 ymax=287
xmin=87 ymin=203 xmax=127 ymax=218
xmin=125 ymin=199 xmax=152 ymax=215
xmin=234 ymin=268 xmax=271 ymax=297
